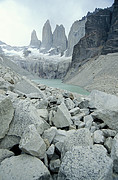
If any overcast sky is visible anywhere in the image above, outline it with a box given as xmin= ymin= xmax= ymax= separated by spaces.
xmin=0 ymin=0 xmax=114 ymax=46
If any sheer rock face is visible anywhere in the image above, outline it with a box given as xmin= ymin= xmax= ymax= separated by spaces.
xmin=41 ymin=20 xmax=53 ymax=51
xmin=66 ymin=18 xmax=87 ymax=57
xmin=52 ymin=25 xmax=67 ymax=53
xmin=30 ymin=30 xmax=41 ymax=49
xmin=71 ymin=8 xmax=111 ymax=70
xmin=69 ymin=1 xmax=118 ymax=72
xmin=102 ymin=0 xmax=118 ymax=54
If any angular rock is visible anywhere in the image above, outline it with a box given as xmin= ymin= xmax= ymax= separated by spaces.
xmin=42 ymin=127 xmax=57 ymax=144
xmin=69 ymin=107 xmax=81 ymax=116
xmin=104 ymin=137 xmax=113 ymax=153
xmin=41 ymin=20 xmax=53 ymax=50
xmin=0 ymin=154 xmax=51 ymax=180
xmin=58 ymin=145 xmax=113 ymax=180
xmin=61 ymin=128 xmax=93 ymax=157
xmin=0 ymin=95 xmax=14 ymax=139
xmin=64 ymin=98 xmax=75 ymax=110
xmin=14 ymin=76 xmax=45 ymax=97
xmin=94 ymin=130 xmax=105 ymax=144
xmin=8 ymin=99 xmax=50 ymax=137
xmin=46 ymin=144 xmax=55 ymax=159
xmin=49 ymin=159 xmax=61 ymax=173
xmin=0 ymin=149 xmax=14 ymax=164
xmin=111 ymin=134 xmax=118 ymax=173
xmin=4 ymin=72 xmax=14 ymax=84
xmin=30 ymin=29 xmax=41 ymax=48
xmin=102 ymin=129 xmax=117 ymax=138
xmin=51 ymin=102 xmax=72 ymax=128
xmin=37 ymin=109 xmax=49 ymax=121
xmin=89 ymin=90 xmax=118 ymax=132
xmin=0 ymin=135 xmax=20 ymax=149
xmin=19 ymin=124 xmax=46 ymax=159
xmin=84 ymin=115 xmax=93 ymax=129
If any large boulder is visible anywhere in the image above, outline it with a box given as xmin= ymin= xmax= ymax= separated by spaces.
xmin=89 ymin=90 xmax=118 ymax=132
xmin=58 ymin=145 xmax=113 ymax=180
xmin=0 ymin=95 xmax=14 ymax=139
xmin=19 ymin=124 xmax=46 ymax=159
xmin=61 ymin=128 xmax=93 ymax=157
xmin=8 ymin=99 xmax=50 ymax=137
xmin=0 ymin=154 xmax=51 ymax=180
xmin=51 ymin=102 xmax=72 ymax=128
xmin=0 ymin=149 xmax=14 ymax=164
xmin=14 ymin=76 xmax=45 ymax=97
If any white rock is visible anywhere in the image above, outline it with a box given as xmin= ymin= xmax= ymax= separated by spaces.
xmin=94 ymin=130 xmax=105 ymax=144
xmin=64 ymin=98 xmax=75 ymax=110
xmin=19 ymin=124 xmax=46 ymax=159
xmin=42 ymin=127 xmax=57 ymax=144
xmin=8 ymin=99 xmax=50 ymax=137
xmin=89 ymin=90 xmax=118 ymax=132
xmin=46 ymin=144 xmax=55 ymax=159
xmin=51 ymin=102 xmax=72 ymax=128
xmin=61 ymin=128 xmax=93 ymax=158
xmin=84 ymin=115 xmax=93 ymax=129
xmin=69 ymin=107 xmax=81 ymax=116
xmin=0 ymin=154 xmax=51 ymax=180
xmin=0 ymin=149 xmax=14 ymax=164
xmin=58 ymin=145 xmax=113 ymax=180
xmin=0 ymin=95 xmax=14 ymax=139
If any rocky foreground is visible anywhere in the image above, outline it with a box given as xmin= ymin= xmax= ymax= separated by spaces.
xmin=1 ymin=58 xmax=118 ymax=180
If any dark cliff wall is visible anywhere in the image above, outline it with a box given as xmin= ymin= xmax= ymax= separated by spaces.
xmin=70 ymin=1 xmax=118 ymax=70
xmin=71 ymin=8 xmax=112 ymax=69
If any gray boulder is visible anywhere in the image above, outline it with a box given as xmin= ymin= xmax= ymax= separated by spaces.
xmin=58 ymin=145 xmax=113 ymax=180
xmin=89 ymin=90 xmax=118 ymax=132
xmin=64 ymin=97 xmax=75 ymax=110
xmin=111 ymin=134 xmax=118 ymax=173
xmin=14 ymin=77 xmax=45 ymax=97
xmin=93 ymin=130 xmax=105 ymax=144
xmin=30 ymin=29 xmax=41 ymax=48
xmin=0 ymin=135 xmax=20 ymax=149
xmin=84 ymin=115 xmax=93 ymax=129
xmin=41 ymin=20 xmax=53 ymax=51
xmin=0 ymin=149 xmax=14 ymax=164
xmin=42 ymin=127 xmax=57 ymax=144
xmin=8 ymin=99 xmax=50 ymax=137
xmin=61 ymin=128 xmax=93 ymax=157
xmin=19 ymin=124 xmax=46 ymax=159
xmin=51 ymin=102 xmax=72 ymax=128
xmin=0 ymin=95 xmax=14 ymax=139
xmin=0 ymin=154 xmax=51 ymax=180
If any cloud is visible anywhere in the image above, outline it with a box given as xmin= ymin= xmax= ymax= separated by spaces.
xmin=0 ymin=0 xmax=114 ymax=46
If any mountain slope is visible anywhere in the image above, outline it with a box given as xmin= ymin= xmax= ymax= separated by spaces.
xmin=65 ymin=52 xmax=118 ymax=95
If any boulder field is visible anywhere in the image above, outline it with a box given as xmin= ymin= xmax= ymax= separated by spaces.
xmin=1 ymin=62 xmax=118 ymax=179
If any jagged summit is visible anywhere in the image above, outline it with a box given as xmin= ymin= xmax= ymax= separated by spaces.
xmin=52 ymin=24 xmax=67 ymax=53
xmin=30 ymin=30 xmax=41 ymax=49
xmin=41 ymin=19 xmax=53 ymax=51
